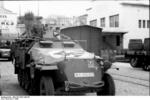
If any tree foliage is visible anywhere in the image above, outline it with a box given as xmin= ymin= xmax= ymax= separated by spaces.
xmin=24 ymin=12 xmax=34 ymax=21
xmin=21 ymin=12 xmax=45 ymax=38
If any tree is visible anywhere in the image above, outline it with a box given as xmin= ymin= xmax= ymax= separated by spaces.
xmin=20 ymin=12 xmax=44 ymax=38
xmin=24 ymin=12 xmax=35 ymax=31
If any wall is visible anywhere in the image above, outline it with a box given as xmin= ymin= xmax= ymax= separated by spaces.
xmin=0 ymin=1 xmax=4 ymax=8
xmin=0 ymin=12 xmax=17 ymax=37
xmin=87 ymin=1 xmax=122 ymax=28
xmin=121 ymin=4 xmax=149 ymax=48
xmin=87 ymin=1 xmax=149 ymax=49
xmin=61 ymin=26 xmax=102 ymax=55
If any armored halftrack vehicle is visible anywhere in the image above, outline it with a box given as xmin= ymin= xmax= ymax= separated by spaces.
xmin=11 ymin=34 xmax=115 ymax=95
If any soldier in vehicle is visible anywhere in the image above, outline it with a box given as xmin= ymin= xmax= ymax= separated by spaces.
xmin=53 ymin=27 xmax=61 ymax=40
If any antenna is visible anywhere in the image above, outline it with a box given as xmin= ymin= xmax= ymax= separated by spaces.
xmin=19 ymin=2 xmax=21 ymax=16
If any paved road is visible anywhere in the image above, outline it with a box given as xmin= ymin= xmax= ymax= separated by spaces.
xmin=108 ymin=62 xmax=150 ymax=96
xmin=0 ymin=60 xmax=149 ymax=96
xmin=0 ymin=60 xmax=28 ymax=95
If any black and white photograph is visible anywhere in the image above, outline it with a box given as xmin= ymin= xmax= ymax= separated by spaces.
xmin=0 ymin=0 xmax=149 ymax=98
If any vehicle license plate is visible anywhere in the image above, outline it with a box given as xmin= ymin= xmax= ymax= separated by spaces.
xmin=74 ymin=72 xmax=95 ymax=77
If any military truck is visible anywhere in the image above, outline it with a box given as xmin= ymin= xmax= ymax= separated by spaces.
xmin=124 ymin=38 xmax=150 ymax=71
xmin=11 ymin=34 xmax=115 ymax=95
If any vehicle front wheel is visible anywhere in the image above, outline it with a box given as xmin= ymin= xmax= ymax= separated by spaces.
xmin=97 ymin=73 xmax=115 ymax=96
xmin=142 ymin=65 xmax=150 ymax=71
xmin=40 ymin=76 xmax=55 ymax=95
xmin=130 ymin=57 xmax=139 ymax=67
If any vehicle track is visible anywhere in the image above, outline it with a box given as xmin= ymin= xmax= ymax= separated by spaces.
xmin=110 ymin=73 xmax=150 ymax=87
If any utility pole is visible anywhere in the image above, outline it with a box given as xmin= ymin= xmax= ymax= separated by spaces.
xmin=37 ymin=0 xmax=39 ymax=16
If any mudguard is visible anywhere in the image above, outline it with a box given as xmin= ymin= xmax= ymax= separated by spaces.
xmin=58 ymin=59 xmax=104 ymax=90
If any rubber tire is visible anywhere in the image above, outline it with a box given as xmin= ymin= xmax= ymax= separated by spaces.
xmin=130 ymin=57 xmax=139 ymax=68
xmin=40 ymin=76 xmax=55 ymax=95
xmin=142 ymin=65 xmax=150 ymax=71
xmin=97 ymin=73 xmax=115 ymax=96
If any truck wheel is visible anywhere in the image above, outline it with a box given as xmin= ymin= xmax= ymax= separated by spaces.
xmin=97 ymin=73 xmax=115 ymax=96
xmin=143 ymin=65 xmax=150 ymax=71
xmin=40 ymin=76 xmax=55 ymax=95
xmin=130 ymin=58 xmax=139 ymax=67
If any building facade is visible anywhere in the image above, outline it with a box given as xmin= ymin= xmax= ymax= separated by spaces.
xmin=0 ymin=1 xmax=17 ymax=39
xmin=87 ymin=1 xmax=149 ymax=49
xmin=42 ymin=15 xmax=89 ymax=30
xmin=42 ymin=15 xmax=74 ymax=29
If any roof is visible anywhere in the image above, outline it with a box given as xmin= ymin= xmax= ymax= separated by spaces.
xmin=102 ymin=31 xmax=127 ymax=36
xmin=102 ymin=28 xmax=128 ymax=35
xmin=0 ymin=7 xmax=16 ymax=14
xmin=121 ymin=2 xmax=149 ymax=7
xmin=62 ymin=25 xmax=102 ymax=30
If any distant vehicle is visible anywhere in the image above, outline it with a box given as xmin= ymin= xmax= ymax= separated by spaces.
xmin=0 ymin=40 xmax=11 ymax=60
xmin=11 ymin=34 xmax=115 ymax=95
xmin=119 ymin=38 xmax=150 ymax=71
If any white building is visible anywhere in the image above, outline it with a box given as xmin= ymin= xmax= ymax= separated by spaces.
xmin=0 ymin=1 xmax=17 ymax=40
xmin=87 ymin=1 xmax=149 ymax=49
xmin=43 ymin=15 xmax=74 ymax=29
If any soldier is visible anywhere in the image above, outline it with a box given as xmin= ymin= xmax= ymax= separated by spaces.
xmin=53 ymin=27 xmax=61 ymax=40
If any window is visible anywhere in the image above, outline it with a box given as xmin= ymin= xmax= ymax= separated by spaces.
xmin=90 ymin=19 xmax=97 ymax=27
xmin=109 ymin=14 xmax=119 ymax=27
xmin=143 ymin=20 xmax=145 ymax=28
xmin=139 ymin=20 xmax=141 ymax=28
xmin=6 ymin=22 xmax=9 ymax=25
xmin=147 ymin=20 xmax=150 ymax=28
xmin=1 ymin=22 xmax=5 ymax=25
xmin=116 ymin=35 xmax=120 ymax=46
xmin=100 ymin=17 xmax=105 ymax=27
xmin=139 ymin=20 xmax=150 ymax=28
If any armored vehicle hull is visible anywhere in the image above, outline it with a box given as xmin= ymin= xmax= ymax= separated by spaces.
xmin=11 ymin=37 xmax=115 ymax=95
